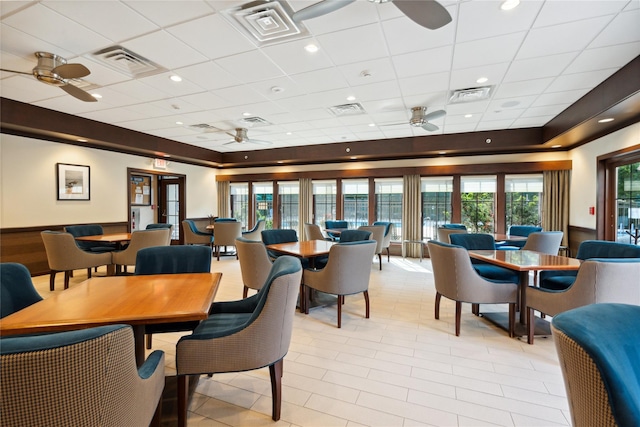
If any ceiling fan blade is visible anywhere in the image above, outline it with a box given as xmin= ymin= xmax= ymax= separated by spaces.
xmin=423 ymin=109 xmax=446 ymax=121
xmin=292 ymin=0 xmax=356 ymax=23
xmin=53 ymin=63 xmax=90 ymax=79
xmin=392 ymin=0 xmax=452 ymax=30
xmin=421 ymin=122 xmax=439 ymax=132
xmin=60 ymin=84 xmax=97 ymax=102
xmin=246 ymin=138 xmax=273 ymax=146
xmin=0 ymin=68 xmax=32 ymax=76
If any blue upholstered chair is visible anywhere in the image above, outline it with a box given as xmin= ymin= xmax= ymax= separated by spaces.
xmin=135 ymin=245 xmax=212 ymax=348
xmin=242 ymin=219 xmax=265 ymax=241
xmin=0 ymin=263 xmax=42 ymax=319
xmin=504 ymin=225 xmax=542 ymax=248
xmin=214 ymin=217 xmax=237 ymax=222
xmin=449 ymin=233 xmax=520 ymax=284
xmin=261 ymin=229 xmax=298 ymax=260
xmin=0 ymin=325 xmax=165 ymax=427
xmin=64 ymin=224 xmax=117 ymax=253
xmin=325 ymin=220 xmax=348 ymax=241
xmin=540 ymin=240 xmax=640 ymax=290
xmin=372 ymin=221 xmax=394 ymax=262
xmin=339 ymin=229 xmax=372 ymax=242
xmin=175 ymin=256 xmax=303 ymax=425
xmin=552 ymin=303 xmax=640 ymax=426
xmin=441 ymin=223 xmax=467 ymax=230
xmin=182 ymin=219 xmax=213 ymax=247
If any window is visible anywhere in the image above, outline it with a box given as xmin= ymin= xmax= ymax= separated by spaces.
xmin=461 ymin=176 xmax=496 ymax=233
xmin=230 ymin=183 xmax=249 ymax=227
xmin=253 ymin=182 xmax=273 ymax=229
xmin=342 ymin=179 xmax=368 ymax=228
xmin=375 ymin=178 xmax=402 ymax=240
xmin=505 ymin=174 xmax=542 ymax=228
xmin=616 ymin=161 xmax=640 ymax=245
xmin=421 ymin=177 xmax=453 ymax=240
xmin=312 ymin=180 xmax=336 ymax=226
xmin=278 ymin=181 xmax=299 ymax=234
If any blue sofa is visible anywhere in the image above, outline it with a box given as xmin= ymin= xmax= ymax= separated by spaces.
xmin=540 ymin=240 xmax=640 ymax=290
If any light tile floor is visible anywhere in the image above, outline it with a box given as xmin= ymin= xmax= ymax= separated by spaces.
xmin=33 ymin=255 xmax=570 ymax=427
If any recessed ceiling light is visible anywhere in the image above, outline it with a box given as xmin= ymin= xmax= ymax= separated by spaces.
xmin=486 ymin=138 xmax=492 ymax=143
xmin=551 ymin=144 xmax=562 ymax=148
xmin=286 ymin=132 xmax=292 ymax=135
xmin=304 ymin=44 xmax=318 ymax=53
xmin=368 ymin=123 xmax=375 ymax=127
xmin=350 ymin=156 xmax=357 ymax=160
xmin=277 ymin=161 xmax=283 ymax=164
xmin=91 ymin=93 xmax=102 ymax=99
xmin=176 ymin=121 xmax=183 ymax=125
xmin=476 ymin=77 xmax=488 ymax=84
xmin=464 ymin=114 xmax=473 ymax=118
xmin=163 ymin=154 xmax=171 ymax=158
xmin=598 ymin=118 xmax=614 ymax=123
xmin=77 ymin=138 xmax=88 ymax=142
xmin=243 ymin=112 xmax=251 ymax=116
xmin=438 ymin=151 xmax=446 ymax=155
xmin=347 ymin=95 xmax=356 ymax=101
xmin=170 ymin=75 xmax=182 ymax=82
xmin=501 ymin=0 xmax=520 ymax=10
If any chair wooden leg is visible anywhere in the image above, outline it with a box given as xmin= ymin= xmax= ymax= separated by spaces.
xmin=243 ymin=286 xmax=249 ymax=299
xmin=509 ymin=303 xmax=515 ymax=338
xmin=337 ymin=295 xmax=342 ymax=328
xmin=455 ymin=301 xmax=462 ymax=336
xmin=50 ymin=271 xmax=56 ymax=291
xmin=64 ymin=271 xmax=71 ymax=289
xmin=87 ymin=268 xmax=92 ymax=278
xmin=471 ymin=303 xmax=479 ymax=316
xmin=269 ymin=359 xmax=283 ymax=421
xmin=216 ymin=246 xmax=220 ymax=261
xmin=435 ymin=292 xmax=441 ymax=319
xmin=378 ymin=254 xmax=382 ymax=270
xmin=527 ymin=307 xmax=535 ymax=344
xmin=146 ymin=334 xmax=153 ymax=349
xmin=386 ymin=248 xmax=390 ymax=262
xmin=364 ymin=290 xmax=370 ymax=319
xmin=177 ymin=375 xmax=189 ymax=427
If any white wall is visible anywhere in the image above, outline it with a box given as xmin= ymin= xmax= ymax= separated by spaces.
xmin=0 ymin=134 xmax=218 ymax=228
xmin=568 ymin=122 xmax=640 ymax=229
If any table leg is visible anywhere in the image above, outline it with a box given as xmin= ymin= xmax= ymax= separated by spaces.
xmin=518 ymin=271 xmax=530 ymax=324
xmin=132 ymin=324 xmax=146 ymax=367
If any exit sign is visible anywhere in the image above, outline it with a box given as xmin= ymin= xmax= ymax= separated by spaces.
xmin=153 ymin=158 xmax=167 ymax=169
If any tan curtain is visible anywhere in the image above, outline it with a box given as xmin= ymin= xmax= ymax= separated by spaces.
xmin=217 ymin=181 xmax=230 ymax=218
xmin=299 ymin=178 xmax=313 ymax=240
xmin=542 ymin=170 xmax=571 ymax=247
xmin=402 ymin=174 xmax=422 ymax=257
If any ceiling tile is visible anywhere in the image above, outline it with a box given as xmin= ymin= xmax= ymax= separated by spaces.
xmin=122 ymin=30 xmax=209 ymax=70
xmin=534 ymin=1 xmax=628 ymax=28
xmin=262 ymin=38 xmax=334 ymax=75
xmin=215 ymin=50 xmax=285 ymax=83
xmin=392 ymin=45 xmax=453 ymax=78
xmin=173 ymin=61 xmax=242 ymax=91
xmin=455 ymin=0 xmax=541 ymax=43
xmin=124 ymin=0 xmax=215 ymax=27
xmin=452 ymin=32 xmax=526 ymax=70
xmin=565 ymin=42 xmax=640 ymax=74
xmin=316 ymin=24 xmax=389 ymax=65
xmin=337 ymin=58 xmax=397 ymax=87
xmin=289 ymin=67 xmax=349 ymax=93
xmin=449 ymin=63 xmax=510 ymax=90
xmin=382 ymin=16 xmax=455 ymax=56
xmin=589 ymin=9 xmax=640 ymax=48
xmin=545 ymin=68 xmax=620 ymax=92
xmin=504 ymin=52 xmax=578 ymax=83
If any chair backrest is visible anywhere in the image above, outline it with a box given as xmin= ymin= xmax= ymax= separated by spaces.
xmin=176 ymin=256 xmax=303 ymax=373
xmin=358 ymin=226 xmax=385 ymax=253
xmin=134 ymin=245 xmax=212 ymax=275
xmin=436 ymin=227 xmax=467 ymax=243
xmin=236 ymin=237 xmax=273 ymax=291
xmin=325 ymin=220 xmax=348 ymax=229
xmin=441 ymin=223 xmax=467 ymax=230
xmin=64 ymin=224 xmax=109 ymax=251
xmin=304 ymin=223 xmax=326 ymax=241
xmin=309 ymin=241 xmax=377 ymax=295
xmin=214 ymin=217 xmax=237 ymax=222
xmin=552 ymin=303 xmax=640 ymax=427
xmin=213 ymin=221 xmax=243 ymax=246
xmin=145 ymin=223 xmax=173 ymax=230
xmin=182 ymin=220 xmax=212 ymax=245
xmin=1 ymin=324 xmax=165 ymax=427
xmin=112 ymin=229 xmax=171 ymax=266
xmin=261 ymin=229 xmax=298 ymax=245
xmin=41 ymin=231 xmax=112 ymax=271
xmin=575 ymin=240 xmax=640 ymax=260
xmin=242 ymin=219 xmax=265 ymax=241
xmin=339 ymin=229 xmax=372 ymax=242
xmin=521 ymin=231 xmax=564 ymax=255
xmin=0 ymin=263 xmax=43 ymax=319
xmin=372 ymin=221 xmax=393 ymax=247
xmin=449 ymin=233 xmax=496 ymax=250
xmin=508 ymin=225 xmax=542 ymax=237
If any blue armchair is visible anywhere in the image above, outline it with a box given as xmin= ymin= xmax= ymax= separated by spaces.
xmin=339 ymin=229 xmax=372 ymax=242
xmin=261 ymin=229 xmax=298 ymax=260
xmin=325 ymin=220 xmax=348 ymax=241
xmin=505 ymin=225 xmax=543 ymax=248
xmin=242 ymin=219 xmax=265 ymax=241
xmin=0 ymin=325 xmax=165 ymax=426
xmin=540 ymin=240 xmax=640 ymax=290
xmin=372 ymin=221 xmax=394 ymax=262
xmin=135 ymin=245 xmax=212 ymax=348
xmin=64 ymin=224 xmax=117 ymax=253
xmin=552 ymin=303 xmax=640 ymax=426
xmin=0 ymin=263 xmax=43 ymax=319
xmin=449 ymin=233 xmax=520 ymax=284
xmin=182 ymin=219 xmax=213 ymax=247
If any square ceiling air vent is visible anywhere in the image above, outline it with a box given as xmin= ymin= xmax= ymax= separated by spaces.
xmin=328 ymin=103 xmax=366 ymax=117
xmin=221 ymin=1 xmax=309 ymax=46
xmin=239 ymin=116 xmax=271 ymax=126
xmin=449 ymin=86 xmax=494 ymax=104
xmin=91 ymin=45 xmax=166 ymax=78
xmin=188 ymin=123 xmax=223 ymax=133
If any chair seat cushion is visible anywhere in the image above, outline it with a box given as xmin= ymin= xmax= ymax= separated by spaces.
xmin=473 ymin=264 xmax=519 ymax=284
xmin=540 ymin=275 xmax=576 ymax=290
xmin=192 ymin=313 xmax=253 ymax=338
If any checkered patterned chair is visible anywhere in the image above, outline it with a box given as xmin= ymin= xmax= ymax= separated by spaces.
xmin=0 ymin=324 xmax=165 ymax=427
xmin=175 ymin=256 xmax=302 ymax=425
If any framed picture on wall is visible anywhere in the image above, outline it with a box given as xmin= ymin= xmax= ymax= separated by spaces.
xmin=56 ymin=163 xmax=90 ymax=200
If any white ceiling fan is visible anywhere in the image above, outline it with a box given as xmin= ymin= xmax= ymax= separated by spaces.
xmin=224 ymin=128 xmax=273 ymax=146
xmin=380 ymin=106 xmax=447 ymax=132
xmin=0 ymin=52 xmax=96 ymax=102
xmin=292 ymin=0 xmax=452 ymax=30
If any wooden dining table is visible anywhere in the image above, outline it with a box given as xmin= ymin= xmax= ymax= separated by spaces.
xmin=0 ymin=272 xmax=221 ymax=366
xmin=75 ymin=232 xmax=133 ymax=249
xmin=468 ymin=250 xmax=581 ymax=336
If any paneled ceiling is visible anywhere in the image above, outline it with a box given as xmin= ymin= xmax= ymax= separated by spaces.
xmin=1 ymin=0 xmax=639 ymax=167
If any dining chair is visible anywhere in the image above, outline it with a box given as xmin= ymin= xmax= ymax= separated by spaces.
xmin=552 ymin=303 xmax=640 ymax=426
xmin=1 ymin=324 xmax=165 ymax=427
xmin=175 ymin=256 xmax=303 ymax=425
xmin=212 ymin=221 xmax=242 ymax=261
xmin=505 ymin=225 xmax=543 ymax=248
xmin=182 ymin=219 xmax=213 ymax=247
xmin=0 ymin=262 xmax=43 ymax=319
xmin=324 ymin=220 xmax=348 ymax=241
xmin=427 ymin=240 xmax=518 ymax=337
xmin=372 ymin=221 xmax=393 ymax=262
xmin=236 ymin=237 xmax=273 ymax=298
xmin=521 ymin=231 xmax=564 ymax=254
xmin=339 ymin=229 xmax=372 ymax=242
xmin=145 ymin=223 xmax=174 ymax=244
xmin=526 ymin=258 xmax=640 ymax=344
xmin=64 ymin=224 xmax=117 ymax=253
xmin=436 ymin=227 xmax=468 ymax=243
xmin=135 ymin=245 xmax=213 ymax=348
xmin=112 ymin=228 xmax=171 ymax=274
xmin=261 ymin=229 xmax=298 ymax=260
xmin=358 ymin=225 xmax=386 ymax=270
xmin=241 ymin=219 xmax=265 ymax=241
xmin=41 ymin=231 xmax=113 ymax=291
xmin=448 ymin=233 xmax=520 ymax=284
xmin=304 ymin=223 xmax=329 ymax=241
xmin=302 ymin=240 xmax=377 ymax=328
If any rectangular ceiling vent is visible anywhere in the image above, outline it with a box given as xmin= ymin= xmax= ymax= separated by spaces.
xmin=328 ymin=103 xmax=366 ymax=117
xmin=221 ymin=1 xmax=309 ymax=46
xmin=188 ymin=123 xmax=223 ymax=133
xmin=91 ymin=45 xmax=167 ymax=78
xmin=449 ymin=86 xmax=494 ymax=104
xmin=239 ymin=116 xmax=271 ymax=126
